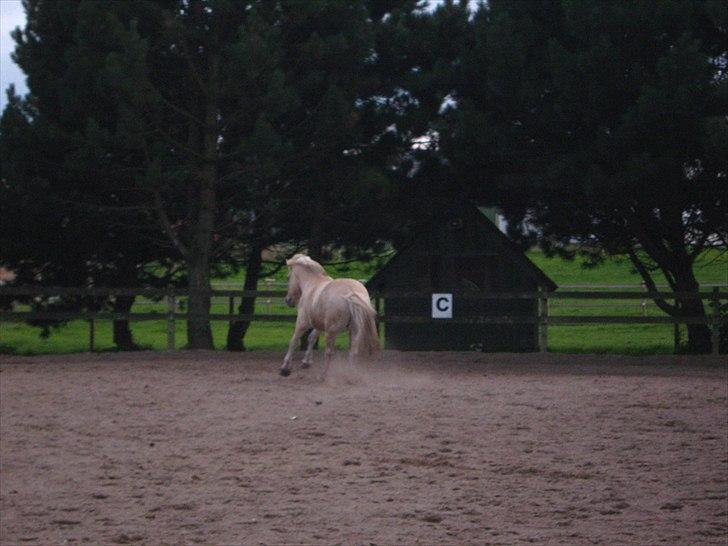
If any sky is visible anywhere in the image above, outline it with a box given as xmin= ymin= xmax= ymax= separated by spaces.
xmin=0 ymin=0 xmax=26 ymax=110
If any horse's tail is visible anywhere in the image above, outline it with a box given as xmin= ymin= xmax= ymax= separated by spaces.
xmin=346 ymin=292 xmax=380 ymax=357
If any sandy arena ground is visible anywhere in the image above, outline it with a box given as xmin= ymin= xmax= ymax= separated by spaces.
xmin=0 ymin=350 xmax=726 ymax=545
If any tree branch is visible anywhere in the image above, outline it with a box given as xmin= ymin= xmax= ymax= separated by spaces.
xmin=627 ymin=248 xmax=679 ymax=317
xmin=156 ymin=89 xmax=205 ymax=127
xmin=152 ymin=189 xmax=189 ymax=258
xmin=148 ymin=119 xmax=207 ymax=161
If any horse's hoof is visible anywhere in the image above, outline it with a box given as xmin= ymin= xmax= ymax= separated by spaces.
xmin=279 ymin=368 xmax=291 ymax=377
xmin=301 ymin=362 xmax=311 ymax=369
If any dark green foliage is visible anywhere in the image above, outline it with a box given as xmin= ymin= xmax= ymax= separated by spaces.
xmin=1 ymin=0 xmax=410 ymax=350
xmin=429 ymin=0 xmax=727 ymax=352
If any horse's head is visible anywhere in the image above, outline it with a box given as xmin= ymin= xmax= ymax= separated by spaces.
xmin=285 ymin=266 xmax=302 ymax=307
xmin=285 ymin=254 xmax=326 ymax=307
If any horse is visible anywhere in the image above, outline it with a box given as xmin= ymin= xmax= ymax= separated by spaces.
xmin=279 ymin=254 xmax=379 ymax=377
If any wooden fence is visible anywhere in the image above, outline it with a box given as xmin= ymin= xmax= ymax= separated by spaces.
xmin=214 ymin=280 xmax=727 ymax=315
xmin=0 ymin=286 xmax=725 ymax=355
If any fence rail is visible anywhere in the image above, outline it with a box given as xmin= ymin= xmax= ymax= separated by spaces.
xmin=1 ymin=285 xmax=725 ymax=298
xmin=1 ymin=286 xmax=725 ymax=355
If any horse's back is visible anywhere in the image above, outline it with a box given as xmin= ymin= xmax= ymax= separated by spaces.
xmin=313 ymin=278 xmax=372 ymax=331
xmin=327 ymin=278 xmax=369 ymax=296
xmin=328 ymin=279 xmax=374 ymax=307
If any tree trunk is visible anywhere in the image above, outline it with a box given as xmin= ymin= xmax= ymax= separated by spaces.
xmin=187 ymin=250 xmax=214 ymax=349
xmin=674 ymin=274 xmax=711 ymax=354
xmin=308 ymin=188 xmax=326 ymax=261
xmin=685 ymin=322 xmax=712 ymax=353
xmin=112 ymin=295 xmax=139 ymax=350
xmin=628 ymin=245 xmax=711 ymax=353
xmin=226 ymin=242 xmax=264 ymax=351
xmin=186 ymin=51 xmax=219 ymax=350
xmin=185 ymin=153 xmax=216 ymax=350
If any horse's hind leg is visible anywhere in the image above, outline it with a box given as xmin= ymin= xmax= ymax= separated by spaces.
xmin=348 ymin=327 xmax=362 ymax=366
xmin=319 ymin=331 xmax=337 ymax=379
xmin=325 ymin=331 xmax=337 ymax=363
xmin=280 ymin=321 xmax=309 ymax=377
xmin=302 ymin=329 xmax=319 ymax=368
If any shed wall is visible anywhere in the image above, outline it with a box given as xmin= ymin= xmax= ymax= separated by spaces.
xmin=384 ymin=296 xmax=538 ymax=351
xmin=367 ymin=206 xmax=555 ymax=352
xmin=379 ymin=254 xmax=541 ymax=351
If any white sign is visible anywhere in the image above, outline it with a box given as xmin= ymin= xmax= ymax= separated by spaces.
xmin=432 ymin=293 xmax=453 ymax=319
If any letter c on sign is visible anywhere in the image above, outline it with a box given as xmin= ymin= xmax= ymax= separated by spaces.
xmin=432 ymin=293 xmax=453 ymax=319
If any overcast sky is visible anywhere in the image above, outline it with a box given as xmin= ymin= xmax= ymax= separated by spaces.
xmin=1 ymin=0 xmax=26 ymax=110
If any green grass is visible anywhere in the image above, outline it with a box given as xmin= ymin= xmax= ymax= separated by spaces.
xmin=0 ymin=297 xmax=346 ymax=355
xmin=1 ymin=249 xmax=725 ymax=355
xmin=529 ymin=249 xmax=726 ymax=354
xmin=528 ymin=249 xmax=727 ymax=286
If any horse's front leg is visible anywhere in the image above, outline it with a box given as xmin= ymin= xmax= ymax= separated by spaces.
xmin=302 ymin=329 xmax=319 ymax=368
xmin=280 ymin=321 xmax=310 ymax=377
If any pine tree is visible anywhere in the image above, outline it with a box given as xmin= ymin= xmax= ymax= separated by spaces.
xmin=441 ymin=0 xmax=727 ymax=352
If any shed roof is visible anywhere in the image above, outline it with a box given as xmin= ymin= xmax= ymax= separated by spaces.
xmin=367 ymin=205 xmax=557 ymax=292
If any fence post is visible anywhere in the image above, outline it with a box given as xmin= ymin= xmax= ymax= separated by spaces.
xmin=711 ymin=287 xmax=720 ymax=356
xmin=673 ymin=323 xmax=681 ymax=354
xmin=88 ymin=317 xmax=95 ymax=352
xmin=538 ymin=288 xmax=548 ymax=353
xmin=265 ymin=278 xmax=273 ymax=314
xmin=166 ymin=291 xmax=176 ymax=352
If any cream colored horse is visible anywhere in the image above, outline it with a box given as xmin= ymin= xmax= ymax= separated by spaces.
xmin=280 ymin=254 xmax=379 ymax=376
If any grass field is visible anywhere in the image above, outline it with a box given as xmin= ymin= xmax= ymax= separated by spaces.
xmin=1 ymin=250 xmax=725 ymax=355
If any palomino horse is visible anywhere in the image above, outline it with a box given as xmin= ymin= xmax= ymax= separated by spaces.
xmin=280 ymin=254 xmax=379 ymax=376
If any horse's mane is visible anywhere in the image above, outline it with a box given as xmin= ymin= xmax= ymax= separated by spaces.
xmin=286 ymin=254 xmax=326 ymax=275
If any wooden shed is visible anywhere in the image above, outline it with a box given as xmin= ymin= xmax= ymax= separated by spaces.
xmin=366 ymin=206 xmax=557 ymax=352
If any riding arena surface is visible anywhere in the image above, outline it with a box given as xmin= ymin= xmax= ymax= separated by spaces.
xmin=1 ymin=351 xmax=726 ymax=545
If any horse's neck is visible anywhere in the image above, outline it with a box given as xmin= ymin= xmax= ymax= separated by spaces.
xmin=298 ymin=270 xmax=331 ymax=296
